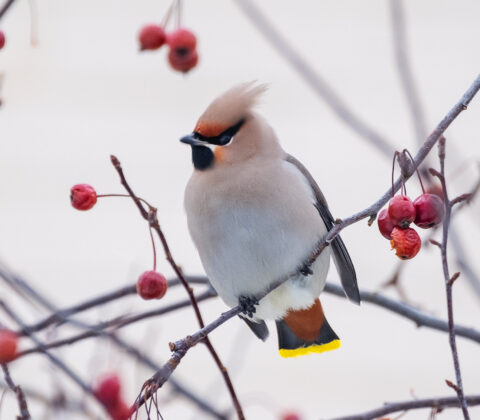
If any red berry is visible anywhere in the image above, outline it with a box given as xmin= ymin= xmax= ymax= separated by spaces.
xmin=390 ymin=227 xmax=421 ymax=260
xmin=167 ymin=47 xmax=198 ymax=73
xmin=281 ymin=413 xmax=302 ymax=420
xmin=377 ymin=208 xmax=395 ymax=239
xmin=94 ymin=373 xmax=122 ymax=408
xmin=0 ymin=31 xmax=5 ymax=50
xmin=138 ymin=24 xmax=166 ymax=51
xmin=167 ymin=28 xmax=197 ymax=50
xmin=0 ymin=329 xmax=18 ymax=363
xmin=388 ymin=195 xmax=416 ymax=228
xmin=413 ymin=193 xmax=445 ymax=228
xmin=70 ymin=184 xmax=97 ymax=211
xmin=137 ymin=271 xmax=168 ymax=300
xmin=108 ymin=400 xmax=133 ymax=420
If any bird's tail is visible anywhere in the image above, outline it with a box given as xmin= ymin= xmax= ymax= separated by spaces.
xmin=276 ymin=298 xmax=340 ymax=358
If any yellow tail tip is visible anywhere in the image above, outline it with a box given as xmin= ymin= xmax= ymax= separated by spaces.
xmin=278 ymin=339 xmax=341 ymax=358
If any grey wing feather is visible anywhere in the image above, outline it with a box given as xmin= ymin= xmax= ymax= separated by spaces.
xmin=285 ymin=154 xmax=361 ymax=305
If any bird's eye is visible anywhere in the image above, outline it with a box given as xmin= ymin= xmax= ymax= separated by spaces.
xmin=220 ymin=135 xmax=234 ymax=146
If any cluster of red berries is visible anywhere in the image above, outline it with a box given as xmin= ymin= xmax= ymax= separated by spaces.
xmin=0 ymin=30 xmax=5 ymax=50
xmin=378 ymin=192 xmax=445 ymax=259
xmin=70 ymin=184 xmax=169 ymax=300
xmin=94 ymin=373 xmax=133 ymax=420
xmin=138 ymin=25 xmax=198 ymax=73
xmin=0 ymin=328 xmax=18 ymax=363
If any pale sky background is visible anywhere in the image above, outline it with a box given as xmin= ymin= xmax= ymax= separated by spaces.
xmin=0 ymin=0 xmax=479 ymax=419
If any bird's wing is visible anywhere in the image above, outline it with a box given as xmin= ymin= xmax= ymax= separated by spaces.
xmin=285 ymin=154 xmax=361 ymax=304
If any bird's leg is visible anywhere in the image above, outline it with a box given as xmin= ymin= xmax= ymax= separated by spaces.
xmin=238 ymin=295 xmax=259 ymax=318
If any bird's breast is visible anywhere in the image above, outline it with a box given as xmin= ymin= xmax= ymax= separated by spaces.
xmin=184 ymin=160 xmax=329 ymax=311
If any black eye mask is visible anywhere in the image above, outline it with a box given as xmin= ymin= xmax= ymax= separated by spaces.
xmin=193 ymin=119 xmax=245 ymax=146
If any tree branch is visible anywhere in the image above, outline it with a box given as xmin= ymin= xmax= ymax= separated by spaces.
xmin=327 ymin=394 xmax=480 ymax=420
xmin=0 ymin=0 xmax=16 ymax=20
xmin=431 ymin=137 xmax=470 ymax=419
xmin=110 ymin=156 xmax=245 ymax=420
xmin=1 ymin=364 xmax=31 ymax=420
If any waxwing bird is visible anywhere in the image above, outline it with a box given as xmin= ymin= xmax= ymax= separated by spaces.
xmin=181 ymin=83 xmax=360 ymax=358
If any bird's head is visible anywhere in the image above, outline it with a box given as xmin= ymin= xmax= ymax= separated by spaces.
xmin=180 ymin=82 xmax=278 ymax=170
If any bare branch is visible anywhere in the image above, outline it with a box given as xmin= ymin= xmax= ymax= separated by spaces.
xmin=110 ymin=156 xmax=245 ymax=419
xmin=0 ymin=0 xmax=16 ymax=19
xmin=1 ymin=364 xmax=31 ymax=420
xmin=0 ymin=300 xmax=103 ymax=409
xmin=327 ymin=394 xmax=480 ymax=420
xmin=434 ymin=137 xmax=470 ymax=419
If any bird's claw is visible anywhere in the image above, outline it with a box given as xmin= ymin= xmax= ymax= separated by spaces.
xmin=238 ymin=295 xmax=258 ymax=318
xmin=300 ymin=263 xmax=314 ymax=276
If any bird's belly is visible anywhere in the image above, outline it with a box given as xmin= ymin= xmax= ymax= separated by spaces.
xmin=187 ymin=201 xmax=330 ymax=320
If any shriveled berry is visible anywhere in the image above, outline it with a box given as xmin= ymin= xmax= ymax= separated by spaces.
xmin=377 ymin=208 xmax=395 ymax=239
xmin=388 ymin=195 xmax=416 ymax=228
xmin=0 ymin=329 xmax=18 ymax=363
xmin=413 ymin=193 xmax=445 ymax=228
xmin=138 ymin=24 xmax=166 ymax=51
xmin=70 ymin=184 xmax=97 ymax=211
xmin=0 ymin=31 xmax=5 ymax=50
xmin=390 ymin=227 xmax=421 ymax=260
xmin=137 ymin=270 xmax=168 ymax=300
xmin=109 ymin=400 xmax=133 ymax=420
xmin=94 ymin=373 xmax=121 ymax=408
xmin=167 ymin=47 xmax=198 ymax=73
xmin=167 ymin=28 xmax=197 ymax=50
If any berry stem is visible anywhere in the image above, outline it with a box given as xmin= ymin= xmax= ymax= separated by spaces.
xmin=391 ymin=151 xmax=399 ymax=198
xmin=149 ymin=227 xmax=157 ymax=272
xmin=161 ymin=1 xmax=175 ymax=28
xmin=392 ymin=151 xmax=407 ymax=196
xmin=96 ymin=194 xmax=154 ymax=208
xmin=176 ymin=0 xmax=182 ymax=28
xmin=403 ymin=148 xmax=426 ymax=193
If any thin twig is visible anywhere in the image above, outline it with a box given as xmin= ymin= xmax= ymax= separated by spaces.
xmin=18 ymin=289 xmax=216 ymax=357
xmin=0 ymin=300 xmax=103 ymax=408
xmin=0 ymin=0 xmax=16 ymax=19
xmin=18 ymin=276 xmax=210 ymax=335
xmin=15 ymin=279 xmax=480 ymax=358
xmin=1 ymin=364 xmax=31 ymax=420
xmin=110 ymin=156 xmax=245 ymax=420
xmin=327 ymin=394 xmax=480 ymax=420
xmin=430 ymin=137 xmax=470 ymax=419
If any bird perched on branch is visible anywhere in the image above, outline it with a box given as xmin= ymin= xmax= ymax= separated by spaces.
xmin=181 ymin=83 xmax=360 ymax=358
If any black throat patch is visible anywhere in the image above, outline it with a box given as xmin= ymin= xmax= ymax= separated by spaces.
xmin=191 ymin=145 xmax=214 ymax=171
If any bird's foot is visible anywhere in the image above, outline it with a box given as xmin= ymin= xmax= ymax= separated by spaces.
xmin=300 ymin=262 xmax=314 ymax=276
xmin=238 ymin=295 xmax=259 ymax=318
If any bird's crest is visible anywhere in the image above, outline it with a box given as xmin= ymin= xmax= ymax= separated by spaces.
xmin=195 ymin=82 xmax=267 ymax=137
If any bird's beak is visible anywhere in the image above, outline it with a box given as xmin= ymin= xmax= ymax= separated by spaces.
xmin=180 ymin=133 xmax=206 ymax=147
